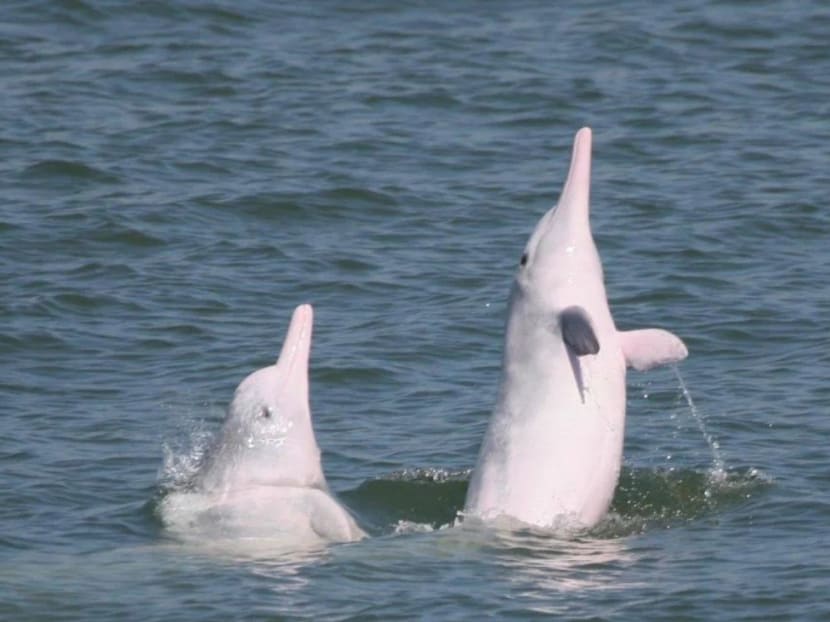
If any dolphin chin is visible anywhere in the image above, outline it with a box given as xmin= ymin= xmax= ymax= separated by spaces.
xmin=463 ymin=128 xmax=688 ymax=532
xmin=160 ymin=304 xmax=366 ymax=549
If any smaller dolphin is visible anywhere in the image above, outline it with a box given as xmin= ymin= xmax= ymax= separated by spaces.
xmin=161 ymin=304 xmax=365 ymax=548
xmin=463 ymin=128 xmax=688 ymax=532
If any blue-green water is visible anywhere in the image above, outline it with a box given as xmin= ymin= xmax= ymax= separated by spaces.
xmin=3 ymin=1 xmax=829 ymax=619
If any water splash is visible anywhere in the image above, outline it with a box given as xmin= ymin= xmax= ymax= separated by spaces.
xmin=393 ymin=520 xmax=436 ymax=535
xmin=672 ymin=365 xmax=726 ymax=483
xmin=158 ymin=419 xmax=215 ymax=492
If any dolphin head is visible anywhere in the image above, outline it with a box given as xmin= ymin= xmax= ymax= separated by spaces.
xmin=514 ymin=127 xmax=605 ymax=309
xmin=198 ymin=304 xmax=326 ymax=493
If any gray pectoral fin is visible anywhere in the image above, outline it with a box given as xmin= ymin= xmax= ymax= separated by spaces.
xmin=619 ymin=328 xmax=688 ymax=371
xmin=560 ymin=306 xmax=600 ymax=356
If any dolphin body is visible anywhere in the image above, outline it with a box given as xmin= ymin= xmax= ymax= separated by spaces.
xmin=161 ymin=304 xmax=365 ymax=548
xmin=463 ymin=128 xmax=688 ymax=531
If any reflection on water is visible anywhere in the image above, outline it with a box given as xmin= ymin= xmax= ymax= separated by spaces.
xmin=161 ymin=535 xmax=333 ymax=566
xmin=481 ymin=526 xmax=640 ymax=595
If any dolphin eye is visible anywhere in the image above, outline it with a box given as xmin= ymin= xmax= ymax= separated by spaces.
xmin=520 ymin=252 xmax=528 ymax=266
xmin=260 ymin=407 xmax=271 ymax=419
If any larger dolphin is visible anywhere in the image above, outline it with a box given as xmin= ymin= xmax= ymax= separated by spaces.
xmin=463 ymin=128 xmax=688 ymax=531
xmin=161 ymin=304 xmax=365 ymax=548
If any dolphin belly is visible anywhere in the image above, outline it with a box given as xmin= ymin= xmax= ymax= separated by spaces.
xmin=466 ymin=356 xmax=626 ymax=530
xmin=161 ymin=486 xmax=365 ymax=545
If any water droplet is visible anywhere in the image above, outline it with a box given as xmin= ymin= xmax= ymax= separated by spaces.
xmin=673 ymin=366 xmax=725 ymax=473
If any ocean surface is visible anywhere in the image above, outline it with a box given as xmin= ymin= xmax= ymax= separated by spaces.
xmin=2 ymin=1 xmax=829 ymax=619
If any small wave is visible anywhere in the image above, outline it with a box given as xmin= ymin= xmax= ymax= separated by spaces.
xmin=88 ymin=224 xmax=165 ymax=248
xmin=0 ymin=330 xmax=67 ymax=355
xmin=321 ymin=186 xmax=397 ymax=209
xmin=181 ymin=3 xmax=254 ymax=25
xmin=21 ymin=160 xmax=121 ymax=185
xmin=362 ymin=88 xmax=461 ymax=109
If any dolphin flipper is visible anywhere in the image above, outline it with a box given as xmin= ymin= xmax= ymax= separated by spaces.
xmin=560 ymin=306 xmax=600 ymax=356
xmin=619 ymin=328 xmax=688 ymax=371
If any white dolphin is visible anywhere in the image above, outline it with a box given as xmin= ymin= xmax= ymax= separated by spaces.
xmin=161 ymin=304 xmax=366 ymax=548
xmin=463 ymin=127 xmax=688 ymax=532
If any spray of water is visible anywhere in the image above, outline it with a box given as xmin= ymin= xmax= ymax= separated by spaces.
xmin=672 ymin=365 xmax=726 ymax=484
xmin=159 ymin=418 xmax=215 ymax=492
